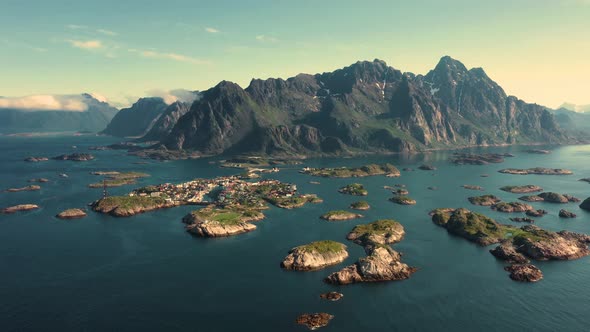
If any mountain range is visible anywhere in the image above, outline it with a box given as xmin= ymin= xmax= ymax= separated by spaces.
xmin=118 ymin=56 xmax=570 ymax=157
xmin=0 ymin=94 xmax=118 ymax=134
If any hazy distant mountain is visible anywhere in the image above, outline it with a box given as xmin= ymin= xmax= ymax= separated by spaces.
xmin=0 ymin=93 xmax=118 ymax=134
xmin=101 ymin=90 xmax=199 ymax=138
xmin=559 ymin=103 xmax=590 ymax=113
xmin=150 ymin=56 xmax=567 ymax=157
xmin=551 ymin=107 xmax=590 ymax=138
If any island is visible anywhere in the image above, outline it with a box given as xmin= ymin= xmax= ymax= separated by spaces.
xmin=88 ymin=171 xmax=150 ymax=188
xmin=281 ymin=240 xmax=348 ymax=271
xmin=394 ymin=188 xmax=409 ymax=195
xmin=580 ymin=198 xmax=590 ymax=211
xmin=325 ymin=219 xmax=416 ymax=285
xmin=504 ymin=264 xmax=543 ymax=282
xmin=301 ymin=163 xmax=400 ymax=178
xmin=24 ymin=157 xmax=48 ymax=162
xmin=350 ymin=201 xmax=370 ymax=210
xmin=580 ymin=178 xmax=590 ymax=184
xmin=52 ymin=153 xmax=95 ymax=161
xmin=1 ymin=204 xmax=39 ymax=214
xmin=509 ymin=217 xmax=535 ymax=223
xmin=338 ymin=183 xmax=368 ymax=196
xmin=319 ymin=292 xmax=343 ymax=301
xmin=5 ymin=185 xmax=40 ymax=192
xmin=525 ymin=149 xmax=551 ymax=154
xmin=28 ymin=178 xmax=49 ymax=183
xmin=92 ymin=177 xmax=322 ymax=217
xmin=491 ymin=202 xmax=533 ymax=213
xmin=296 ymin=313 xmax=334 ymax=330
xmin=519 ymin=192 xmax=580 ymax=204
xmin=389 ymin=195 xmax=416 ymax=205
xmin=559 ymin=209 xmax=577 ymax=218
xmin=468 ymin=195 xmax=501 ymax=206
xmin=499 ymin=167 xmax=573 ymax=175
xmin=320 ymin=210 xmax=363 ymax=221
xmin=450 ymin=152 xmax=511 ymax=165
xmin=526 ymin=209 xmax=548 ymax=217
xmin=431 ymin=208 xmax=590 ymax=281
xmin=219 ymin=157 xmax=301 ymax=168
xmin=462 ymin=185 xmax=483 ymax=191
xmin=56 ymin=208 xmax=87 ymax=219
xmin=500 ymin=185 xmax=543 ymax=193
xmin=183 ymin=205 xmax=264 ymax=237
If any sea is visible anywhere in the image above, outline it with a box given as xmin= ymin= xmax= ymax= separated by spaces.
xmin=1 ymin=134 xmax=590 ymax=332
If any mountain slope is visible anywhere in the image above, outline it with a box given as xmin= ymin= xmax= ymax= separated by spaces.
xmin=101 ymin=97 xmax=168 ymax=137
xmin=139 ymin=101 xmax=191 ymax=141
xmin=0 ymin=94 xmax=118 ymax=134
xmin=157 ymin=56 xmax=568 ymax=156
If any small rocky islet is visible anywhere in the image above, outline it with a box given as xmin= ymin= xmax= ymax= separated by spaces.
xmin=319 ymin=292 xmax=343 ymax=301
xmin=468 ymin=195 xmax=501 ymax=206
xmin=500 ymin=185 xmax=543 ymax=194
xmin=491 ymin=202 xmax=533 ymax=213
xmin=88 ymin=171 xmax=150 ymax=188
xmin=296 ymin=313 xmax=334 ymax=330
xmin=499 ymin=167 xmax=573 ymax=175
xmin=183 ymin=206 xmax=264 ymax=237
xmin=450 ymin=152 xmax=512 ymax=165
xmin=338 ymin=183 xmax=368 ymax=196
xmin=5 ymin=185 xmax=41 ymax=192
xmin=389 ymin=195 xmax=416 ymax=205
xmin=462 ymin=185 xmax=483 ymax=191
xmin=518 ymin=192 xmax=580 ymax=204
xmin=301 ymin=163 xmax=400 ymax=178
xmin=320 ymin=210 xmax=363 ymax=221
xmin=1 ymin=204 xmax=40 ymax=214
xmin=56 ymin=208 xmax=87 ymax=219
xmin=281 ymin=241 xmax=348 ymax=271
xmin=350 ymin=201 xmax=370 ymax=210
xmin=52 ymin=153 xmax=95 ymax=161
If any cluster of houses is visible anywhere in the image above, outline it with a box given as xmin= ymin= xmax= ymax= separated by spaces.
xmin=128 ymin=176 xmax=300 ymax=207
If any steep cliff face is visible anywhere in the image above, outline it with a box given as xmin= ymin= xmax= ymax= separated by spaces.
xmin=101 ymin=97 xmax=168 ymax=137
xmin=157 ymin=56 xmax=567 ymax=156
xmin=140 ymin=101 xmax=191 ymax=141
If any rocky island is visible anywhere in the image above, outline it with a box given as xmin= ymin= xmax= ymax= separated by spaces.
xmin=519 ymin=192 xmax=580 ymax=204
xmin=183 ymin=206 xmax=264 ymax=237
xmin=92 ymin=196 xmax=175 ymax=217
xmin=499 ymin=168 xmax=573 ymax=175
xmin=559 ymin=209 xmax=577 ymax=218
xmin=338 ymin=183 xmax=368 ymax=196
xmin=468 ymin=195 xmax=501 ymax=206
xmin=281 ymin=240 xmax=348 ymax=271
xmin=301 ymin=163 xmax=400 ymax=178
xmin=319 ymin=292 xmax=343 ymax=301
xmin=52 ymin=153 xmax=95 ymax=161
xmin=320 ymin=210 xmax=363 ymax=221
xmin=500 ymin=185 xmax=543 ymax=194
xmin=24 ymin=156 xmax=49 ymax=162
xmin=580 ymin=198 xmax=590 ymax=211
xmin=296 ymin=313 xmax=334 ymax=330
xmin=450 ymin=152 xmax=510 ymax=165
xmin=462 ymin=185 xmax=483 ymax=191
xmin=325 ymin=219 xmax=416 ymax=285
xmin=350 ymin=201 xmax=370 ymax=210
xmin=28 ymin=178 xmax=49 ymax=183
xmin=88 ymin=171 xmax=150 ymax=188
xmin=504 ymin=264 xmax=543 ymax=282
xmin=491 ymin=202 xmax=533 ymax=213
xmin=389 ymin=195 xmax=416 ymax=205
xmin=525 ymin=149 xmax=551 ymax=154
xmin=5 ymin=185 xmax=41 ymax=192
xmin=418 ymin=164 xmax=436 ymax=171
xmin=526 ymin=209 xmax=548 ymax=217
xmin=1 ymin=204 xmax=39 ymax=214
xmin=56 ymin=208 xmax=87 ymax=219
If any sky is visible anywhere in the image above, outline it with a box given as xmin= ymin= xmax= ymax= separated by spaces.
xmin=0 ymin=0 xmax=589 ymax=109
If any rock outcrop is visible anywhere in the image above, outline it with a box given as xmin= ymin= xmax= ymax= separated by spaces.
xmin=499 ymin=168 xmax=573 ymax=175
xmin=183 ymin=207 xmax=264 ymax=237
xmin=5 ymin=185 xmax=41 ymax=192
xmin=52 ymin=153 xmax=95 ymax=161
xmin=56 ymin=208 xmax=87 ymax=219
xmin=559 ymin=209 xmax=577 ymax=218
xmin=504 ymin=264 xmax=543 ymax=282
xmin=281 ymin=241 xmax=348 ymax=271
xmin=500 ymin=185 xmax=543 ymax=193
xmin=1 ymin=204 xmax=39 ymax=214
xmin=491 ymin=202 xmax=533 ymax=213
xmin=320 ymin=211 xmax=363 ymax=221
xmin=296 ymin=313 xmax=334 ymax=330
xmin=468 ymin=195 xmax=501 ymax=206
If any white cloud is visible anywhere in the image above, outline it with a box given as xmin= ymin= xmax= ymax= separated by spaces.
xmin=67 ymin=24 xmax=87 ymax=30
xmin=146 ymin=89 xmax=199 ymax=104
xmin=68 ymin=39 xmax=103 ymax=50
xmin=97 ymin=29 xmax=118 ymax=36
xmin=205 ymin=27 xmax=220 ymax=33
xmin=256 ymin=35 xmax=279 ymax=43
xmin=88 ymin=92 xmax=108 ymax=103
xmin=131 ymin=49 xmax=210 ymax=65
xmin=0 ymin=95 xmax=89 ymax=111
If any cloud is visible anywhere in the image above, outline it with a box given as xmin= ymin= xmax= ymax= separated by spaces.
xmin=97 ymin=29 xmax=118 ymax=36
xmin=146 ymin=89 xmax=200 ymax=104
xmin=205 ymin=27 xmax=220 ymax=33
xmin=68 ymin=39 xmax=103 ymax=50
xmin=0 ymin=95 xmax=90 ymax=111
xmin=67 ymin=24 xmax=87 ymax=30
xmin=2 ymin=39 xmax=47 ymax=52
xmin=256 ymin=35 xmax=279 ymax=43
xmin=88 ymin=92 xmax=108 ymax=103
xmin=131 ymin=49 xmax=210 ymax=65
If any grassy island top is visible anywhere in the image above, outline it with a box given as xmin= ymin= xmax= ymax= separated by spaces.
xmin=89 ymin=171 xmax=150 ymax=188
xmin=350 ymin=219 xmax=402 ymax=237
xmin=295 ymin=240 xmax=346 ymax=254
xmin=189 ymin=206 xmax=263 ymax=225
xmin=94 ymin=195 xmax=166 ymax=210
xmin=302 ymin=163 xmax=400 ymax=178
xmin=350 ymin=201 xmax=370 ymax=208
xmin=322 ymin=210 xmax=357 ymax=217
xmin=339 ymin=183 xmax=368 ymax=195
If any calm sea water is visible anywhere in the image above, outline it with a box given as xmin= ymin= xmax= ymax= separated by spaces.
xmin=1 ymin=134 xmax=590 ymax=332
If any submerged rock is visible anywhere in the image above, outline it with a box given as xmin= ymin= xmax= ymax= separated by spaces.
xmin=281 ymin=241 xmax=348 ymax=271
xmin=296 ymin=313 xmax=334 ymax=330
xmin=5 ymin=185 xmax=41 ymax=192
xmin=462 ymin=185 xmax=484 ymax=191
xmin=504 ymin=264 xmax=543 ymax=282
xmin=510 ymin=217 xmax=535 ymax=223
xmin=24 ymin=156 xmax=48 ymax=162
xmin=28 ymin=178 xmax=49 ymax=183
xmin=418 ymin=164 xmax=436 ymax=171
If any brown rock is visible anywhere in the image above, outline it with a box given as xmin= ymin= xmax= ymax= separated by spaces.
xmin=56 ymin=208 xmax=87 ymax=219
xmin=1 ymin=204 xmax=39 ymax=214
xmin=319 ymin=292 xmax=343 ymax=301
xmin=296 ymin=313 xmax=334 ymax=330
xmin=504 ymin=264 xmax=543 ymax=282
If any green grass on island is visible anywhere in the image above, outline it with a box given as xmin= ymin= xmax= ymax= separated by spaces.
xmin=339 ymin=183 xmax=368 ymax=196
xmin=303 ymin=163 xmax=400 ymax=178
xmin=350 ymin=201 xmax=370 ymax=209
xmin=94 ymin=195 xmax=167 ymax=210
xmin=350 ymin=219 xmax=401 ymax=236
xmin=322 ymin=210 xmax=357 ymax=218
xmin=189 ymin=206 xmax=264 ymax=225
xmin=89 ymin=171 xmax=150 ymax=188
xmin=296 ymin=240 xmax=346 ymax=254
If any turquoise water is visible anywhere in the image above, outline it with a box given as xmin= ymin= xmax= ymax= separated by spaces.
xmin=1 ymin=135 xmax=590 ymax=331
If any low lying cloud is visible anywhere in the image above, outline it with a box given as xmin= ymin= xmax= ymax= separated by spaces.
xmin=146 ymin=89 xmax=200 ymax=104
xmin=97 ymin=29 xmax=118 ymax=36
xmin=205 ymin=27 xmax=220 ymax=33
xmin=256 ymin=35 xmax=279 ymax=43
xmin=0 ymin=95 xmax=90 ymax=111
xmin=68 ymin=39 xmax=103 ymax=50
xmin=88 ymin=92 xmax=108 ymax=103
xmin=130 ymin=49 xmax=210 ymax=65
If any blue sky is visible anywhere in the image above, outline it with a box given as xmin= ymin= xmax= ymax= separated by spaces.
xmin=0 ymin=0 xmax=589 ymax=108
